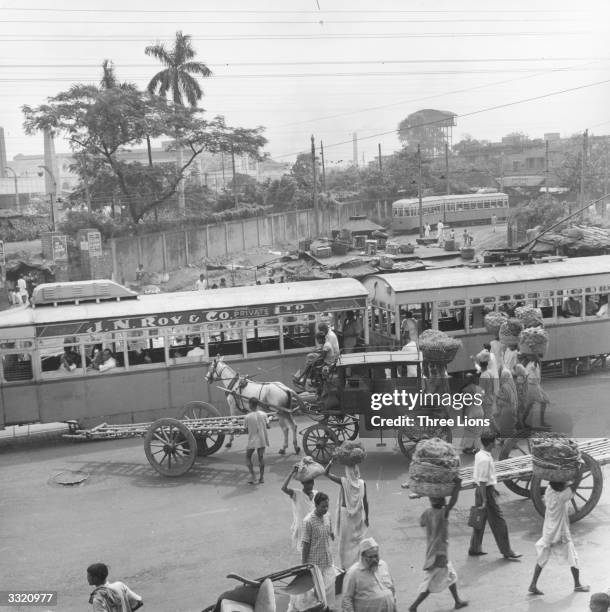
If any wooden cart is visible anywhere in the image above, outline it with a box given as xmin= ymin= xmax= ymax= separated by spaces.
xmin=65 ymin=401 xmax=246 ymax=477
xmin=458 ymin=437 xmax=610 ymax=523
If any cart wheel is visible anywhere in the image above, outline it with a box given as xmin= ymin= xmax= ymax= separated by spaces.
xmin=144 ymin=418 xmax=197 ymax=477
xmin=397 ymin=422 xmax=452 ymax=458
xmin=303 ymin=424 xmax=338 ymax=464
xmin=499 ymin=437 xmax=534 ymax=498
xmin=182 ymin=401 xmax=226 ymax=457
xmin=531 ymin=452 xmax=603 ymax=523
xmin=326 ymin=415 xmax=359 ymax=442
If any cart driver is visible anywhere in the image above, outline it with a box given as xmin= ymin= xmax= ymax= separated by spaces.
xmin=292 ymin=332 xmax=334 ymax=392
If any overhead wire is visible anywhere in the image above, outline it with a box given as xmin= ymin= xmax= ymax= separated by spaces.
xmin=272 ymin=78 xmax=610 ymax=159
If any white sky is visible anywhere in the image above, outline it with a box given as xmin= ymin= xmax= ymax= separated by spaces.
xmin=1 ymin=0 xmax=609 ymax=166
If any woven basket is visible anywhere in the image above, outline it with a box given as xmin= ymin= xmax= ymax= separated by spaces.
xmin=408 ymin=479 xmax=455 ymax=497
xmin=532 ymin=464 xmax=578 ymax=482
xmin=421 ymin=344 xmax=460 ymax=364
xmin=409 ymin=461 xmax=458 ymax=482
xmin=518 ymin=340 xmax=548 ymax=358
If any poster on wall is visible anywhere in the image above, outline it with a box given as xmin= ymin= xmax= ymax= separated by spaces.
xmin=51 ymin=235 xmax=68 ymax=262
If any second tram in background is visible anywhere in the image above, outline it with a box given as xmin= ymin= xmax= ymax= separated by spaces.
xmin=392 ymin=191 xmax=509 ymax=232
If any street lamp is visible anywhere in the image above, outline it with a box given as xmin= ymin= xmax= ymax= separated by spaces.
xmin=5 ymin=167 xmax=19 ymax=212
xmin=38 ymin=165 xmax=57 ymax=231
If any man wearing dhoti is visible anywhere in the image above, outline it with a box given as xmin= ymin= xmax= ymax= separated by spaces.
xmin=325 ymin=460 xmax=369 ymax=569
xmin=528 ymin=481 xmax=590 ymax=596
xmin=281 ymin=466 xmax=318 ymax=552
xmin=341 ymin=538 xmax=396 ymax=612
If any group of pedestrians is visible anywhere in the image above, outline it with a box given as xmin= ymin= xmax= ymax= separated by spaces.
xmin=461 ymin=343 xmax=550 ymax=453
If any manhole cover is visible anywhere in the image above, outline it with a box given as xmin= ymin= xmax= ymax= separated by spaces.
xmin=51 ymin=470 xmax=90 ymax=486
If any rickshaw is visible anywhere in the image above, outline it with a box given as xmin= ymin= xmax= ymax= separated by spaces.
xmin=201 ymin=564 xmax=332 ymax=612
xmin=298 ymin=351 xmax=454 ymax=463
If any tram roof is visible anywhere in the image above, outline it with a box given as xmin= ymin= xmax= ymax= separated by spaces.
xmin=0 ymin=277 xmax=367 ymax=328
xmin=364 ymin=255 xmax=610 ymax=295
xmin=392 ymin=192 xmax=507 ymax=206
xmin=337 ymin=351 xmax=420 ymax=367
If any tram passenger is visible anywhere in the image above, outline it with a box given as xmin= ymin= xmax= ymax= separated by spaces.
xmin=91 ymin=349 xmax=116 ymax=373
xmin=597 ymin=295 xmax=609 ymax=318
xmin=319 ymin=322 xmax=340 ymax=360
xmin=562 ymin=294 xmax=581 ymax=317
xmin=585 ymin=296 xmax=598 ymax=316
xmin=401 ymin=311 xmax=419 ymax=346
xmin=186 ymin=336 xmax=206 ymax=358
xmin=59 ymin=346 xmax=81 ymax=372
xmin=342 ymin=310 xmax=362 ymax=353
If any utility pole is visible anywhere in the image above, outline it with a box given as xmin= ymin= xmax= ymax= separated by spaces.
xmin=500 ymin=153 xmax=505 ymax=192
xmin=378 ymin=143 xmax=382 ymax=172
xmin=579 ymin=129 xmax=588 ymax=222
xmin=544 ymin=139 xmax=550 ymax=202
xmin=230 ymin=142 xmax=238 ymax=208
xmin=5 ymin=167 xmax=19 ymax=212
xmin=312 ymin=135 xmax=319 ymax=236
xmin=320 ymin=141 xmax=326 ymax=192
xmin=417 ymin=143 xmax=423 ymax=238
xmin=444 ymin=142 xmax=449 ymax=223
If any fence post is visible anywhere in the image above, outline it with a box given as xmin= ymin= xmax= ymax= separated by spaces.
xmin=256 ymin=216 xmax=261 ymax=246
xmin=270 ymin=214 xmax=275 ymax=245
xmin=241 ymin=220 xmax=246 ymax=251
xmin=110 ymin=239 xmax=118 ymax=283
xmin=161 ymin=232 xmax=168 ymax=274
xmin=184 ymin=230 xmax=190 ymax=266
xmin=224 ymin=223 xmax=229 ymax=255
xmin=205 ymin=224 xmax=210 ymax=258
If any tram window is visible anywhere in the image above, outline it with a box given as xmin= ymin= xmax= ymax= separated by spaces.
xmin=208 ymin=321 xmax=244 ymax=357
xmin=2 ymin=352 xmax=33 ymax=382
xmin=283 ymin=314 xmax=317 ymax=350
xmin=245 ymin=320 xmax=280 ymax=354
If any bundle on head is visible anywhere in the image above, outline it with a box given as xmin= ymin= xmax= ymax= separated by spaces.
xmin=531 ymin=433 xmax=581 ymax=482
xmin=293 ymin=456 xmax=325 ymax=482
xmin=518 ymin=327 xmax=549 ymax=358
xmin=334 ymin=440 xmax=366 ymax=466
xmin=515 ymin=305 xmax=544 ymax=329
xmin=498 ymin=318 xmax=523 ymax=349
xmin=408 ymin=437 xmax=460 ymax=497
xmin=418 ymin=329 xmax=462 ymax=364
xmin=484 ymin=311 xmax=508 ymax=336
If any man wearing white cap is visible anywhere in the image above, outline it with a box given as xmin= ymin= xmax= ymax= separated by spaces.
xmin=341 ymin=538 xmax=396 ymax=612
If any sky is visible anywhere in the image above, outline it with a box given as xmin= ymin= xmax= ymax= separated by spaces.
xmin=1 ymin=0 xmax=609 ymax=167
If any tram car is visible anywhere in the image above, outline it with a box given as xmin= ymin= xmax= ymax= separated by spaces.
xmin=392 ymin=192 xmax=509 ymax=233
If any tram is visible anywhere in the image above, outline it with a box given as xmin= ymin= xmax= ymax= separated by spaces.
xmin=364 ymin=255 xmax=610 ymax=373
xmin=0 ymin=278 xmax=368 ymax=429
xmin=392 ymin=192 xmax=509 ymax=232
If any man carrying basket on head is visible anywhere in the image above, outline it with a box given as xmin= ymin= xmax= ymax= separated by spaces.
xmin=528 ymin=480 xmax=589 ymax=596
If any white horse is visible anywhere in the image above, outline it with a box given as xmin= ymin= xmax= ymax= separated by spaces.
xmin=205 ymin=356 xmax=301 ymax=455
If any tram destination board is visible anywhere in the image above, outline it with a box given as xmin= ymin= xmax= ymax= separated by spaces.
xmin=35 ymin=297 xmax=366 ymax=337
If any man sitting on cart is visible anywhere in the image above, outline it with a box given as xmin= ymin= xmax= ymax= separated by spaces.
xmin=293 ymin=332 xmax=336 ymax=393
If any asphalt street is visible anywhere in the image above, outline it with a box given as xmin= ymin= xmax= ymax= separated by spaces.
xmin=0 ymin=371 xmax=609 ymax=612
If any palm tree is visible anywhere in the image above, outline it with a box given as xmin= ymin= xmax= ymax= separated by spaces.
xmin=145 ymin=31 xmax=212 ymax=107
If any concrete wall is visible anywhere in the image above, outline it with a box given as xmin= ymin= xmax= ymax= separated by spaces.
xmin=109 ymin=201 xmax=380 ymax=282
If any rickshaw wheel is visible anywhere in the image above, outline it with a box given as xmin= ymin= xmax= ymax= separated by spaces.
xmin=326 ymin=414 xmax=359 ymax=442
xmin=397 ymin=421 xmax=452 ymax=458
xmin=182 ymin=401 xmax=226 ymax=456
xmin=499 ymin=437 xmax=533 ymax=498
xmin=530 ymin=452 xmax=603 ymax=523
xmin=144 ymin=418 xmax=197 ymax=477
xmin=303 ymin=424 xmax=338 ymax=464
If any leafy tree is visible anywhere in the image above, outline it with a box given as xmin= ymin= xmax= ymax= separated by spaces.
xmin=397 ymin=109 xmax=456 ymax=156
xmin=145 ymin=31 xmax=212 ymax=107
xmin=23 ymin=87 xmax=266 ymax=223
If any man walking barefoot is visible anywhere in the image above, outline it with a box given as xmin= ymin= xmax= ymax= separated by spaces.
xmin=244 ymin=398 xmax=269 ymax=484
xmin=528 ymin=480 xmax=589 ymax=596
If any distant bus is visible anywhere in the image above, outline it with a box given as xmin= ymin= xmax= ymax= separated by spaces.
xmin=392 ymin=192 xmax=509 ymax=232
